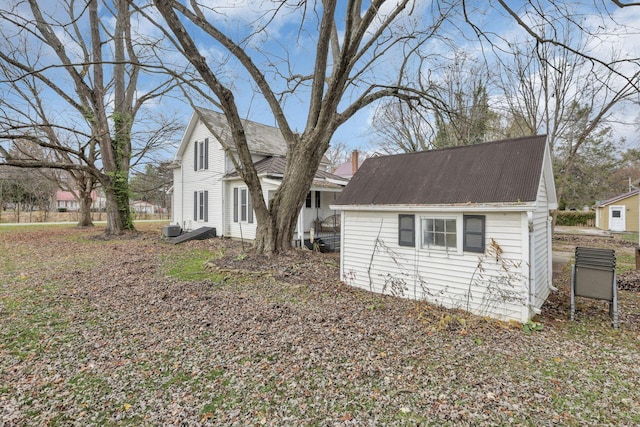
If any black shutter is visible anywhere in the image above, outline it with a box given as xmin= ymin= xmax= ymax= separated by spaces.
xmin=233 ymin=188 xmax=238 ymax=222
xmin=463 ymin=215 xmax=485 ymax=253
xmin=203 ymin=191 xmax=208 ymax=222
xmin=204 ymin=138 xmax=209 ymax=170
xmin=398 ymin=214 xmax=415 ymax=247
xmin=248 ymin=191 xmax=253 ymax=223
xmin=194 ymin=141 xmax=198 ymax=171
xmin=193 ymin=191 xmax=198 ymax=220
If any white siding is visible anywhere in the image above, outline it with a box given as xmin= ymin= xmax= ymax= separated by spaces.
xmin=173 ymin=120 xmax=225 ymax=233
xmin=340 ymin=210 xmax=532 ymax=322
xmin=301 ymin=191 xmax=340 ymax=231
xmin=530 ymin=173 xmax=553 ymax=312
xmin=225 ymin=180 xmax=271 ymax=240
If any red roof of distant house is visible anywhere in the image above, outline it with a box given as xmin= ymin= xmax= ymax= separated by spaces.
xmin=56 ymin=190 xmax=98 ymax=201
xmin=333 ymin=150 xmax=364 ymax=178
xmin=56 ymin=190 xmax=77 ymax=202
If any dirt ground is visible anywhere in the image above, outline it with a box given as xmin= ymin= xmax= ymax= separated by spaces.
xmin=544 ymin=232 xmax=640 ymax=328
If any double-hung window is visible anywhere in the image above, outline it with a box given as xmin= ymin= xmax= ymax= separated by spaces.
xmin=233 ymin=187 xmax=254 ymax=224
xmin=193 ymin=190 xmax=208 ymax=222
xmin=194 ymin=138 xmax=209 ymax=171
xmin=422 ymin=218 xmax=457 ymax=251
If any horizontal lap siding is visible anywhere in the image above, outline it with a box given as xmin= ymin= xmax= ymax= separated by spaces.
xmin=532 ymin=175 xmax=552 ymax=310
xmin=177 ymin=121 xmax=223 ymax=231
xmin=341 ymin=210 xmax=529 ymax=322
xmin=225 ymin=181 xmax=268 ymax=240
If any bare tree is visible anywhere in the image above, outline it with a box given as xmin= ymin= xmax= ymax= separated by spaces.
xmin=324 ymin=141 xmax=352 ymax=171
xmin=370 ymin=99 xmax=436 ymax=154
xmin=369 ymin=50 xmax=502 ymax=154
xmin=0 ymin=0 xmax=178 ymax=233
xmin=495 ymin=21 xmax=639 ymax=211
xmin=147 ymin=0 xmax=453 ymax=254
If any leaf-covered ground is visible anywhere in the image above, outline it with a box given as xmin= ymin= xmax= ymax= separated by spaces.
xmin=1 ymin=224 xmax=639 ymax=426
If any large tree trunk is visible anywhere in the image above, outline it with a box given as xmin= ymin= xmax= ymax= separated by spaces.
xmin=78 ymin=195 xmax=94 ymax=227
xmin=103 ymin=176 xmax=133 ymax=235
xmin=253 ymin=136 xmax=329 ymax=255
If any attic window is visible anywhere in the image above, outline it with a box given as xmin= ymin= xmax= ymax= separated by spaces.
xmin=398 ymin=214 xmax=415 ymax=247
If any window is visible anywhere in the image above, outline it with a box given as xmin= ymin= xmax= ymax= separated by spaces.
xmin=305 ymin=192 xmax=312 ymax=208
xmin=422 ymin=218 xmax=456 ymax=251
xmin=398 ymin=214 xmax=415 ymax=247
xmin=463 ymin=215 xmax=485 ymax=253
xmin=612 ymin=210 xmax=621 ymax=218
xmin=194 ymin=138 xmax=209 ymax=171
xmin=233 ymin=187 xmax=253 ymax=224
xmin=193 ymin=190 xmax=208 ymax=221
xmin=315 ymin=191 xmax=321 ymax=208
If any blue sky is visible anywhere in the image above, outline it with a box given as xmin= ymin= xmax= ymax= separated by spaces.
xmin=152 ymin=1 xmax=640 ymax=154
xmin=1 ymin=1 xmax=639 ymax=165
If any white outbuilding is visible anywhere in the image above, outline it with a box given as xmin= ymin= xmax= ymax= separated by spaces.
xmin=330 ymin=135 xmax=558 ymax=323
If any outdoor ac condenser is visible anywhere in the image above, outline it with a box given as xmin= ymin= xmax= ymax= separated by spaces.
xmin=163 ymin=225 xmax=181 ymax=237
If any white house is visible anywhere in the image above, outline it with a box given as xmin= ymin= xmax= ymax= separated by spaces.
xmin=131 ymin=200 xmax=159 ymax=214
xmin=170 ymin=107 xmax=348 ymax=244
xmin=331 ymin=135 xmax=558 ymax=323
xmin=55 ymin=189 xmax=106 ymax=211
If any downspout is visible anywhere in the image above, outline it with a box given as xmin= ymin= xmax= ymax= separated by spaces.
xmin=220 ymin=177 xmax=225 ymax=237
xmin=181 ymin=160 xmax=184 ymax=228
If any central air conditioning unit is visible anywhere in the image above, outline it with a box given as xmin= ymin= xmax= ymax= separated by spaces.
xmin=163 ymin=225 xmax=181 ymax=237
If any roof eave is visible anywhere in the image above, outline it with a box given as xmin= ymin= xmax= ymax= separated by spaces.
xmin=330 ymin=202 xmax=538 ymax=212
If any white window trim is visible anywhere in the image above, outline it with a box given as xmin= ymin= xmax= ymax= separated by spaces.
xmin=420 ymin=214 xmax=462 ymax=255
xmin=233 ymin=186 xmax=254 ymax=224
xmin=196 ymin=189 xmax=208 ymax=222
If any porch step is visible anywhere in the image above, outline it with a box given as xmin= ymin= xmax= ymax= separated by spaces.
xmin=168 ymin=227 xmax=217 ymax=245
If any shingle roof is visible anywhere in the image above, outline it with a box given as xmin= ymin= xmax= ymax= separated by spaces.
xmin=333 ymin=135 xmax=547 ymax=206
xmin=226 ymin=156 xmax=348 ymax=189
xmin=195 ymin=107 xmax=287 ymax=156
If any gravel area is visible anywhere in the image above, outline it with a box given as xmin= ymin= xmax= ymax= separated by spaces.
xmin=1 ymin=224 xmax=639 ymax=426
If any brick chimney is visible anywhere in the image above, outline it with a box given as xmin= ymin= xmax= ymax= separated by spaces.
xmin=351 ymin=150 xmax=359 ymax=176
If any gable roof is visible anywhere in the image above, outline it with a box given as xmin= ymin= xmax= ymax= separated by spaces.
xmin=175 ymin=107 xmax=330 ymax=166
xmin=174 ymin=107 xmax=288 ymax=160
xmin=333 ymin=135 xmax=551 ymax=207
xmin=195 ymin=107 xmax=287 ymax=157
xmin=225 ymin=156 xmax=349 ymax=189
xmin=596 ymin=189 xmax=638 ymax=208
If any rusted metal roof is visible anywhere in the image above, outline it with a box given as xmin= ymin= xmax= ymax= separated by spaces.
xmin=333 ymin=135 xmax=547 ymax=206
